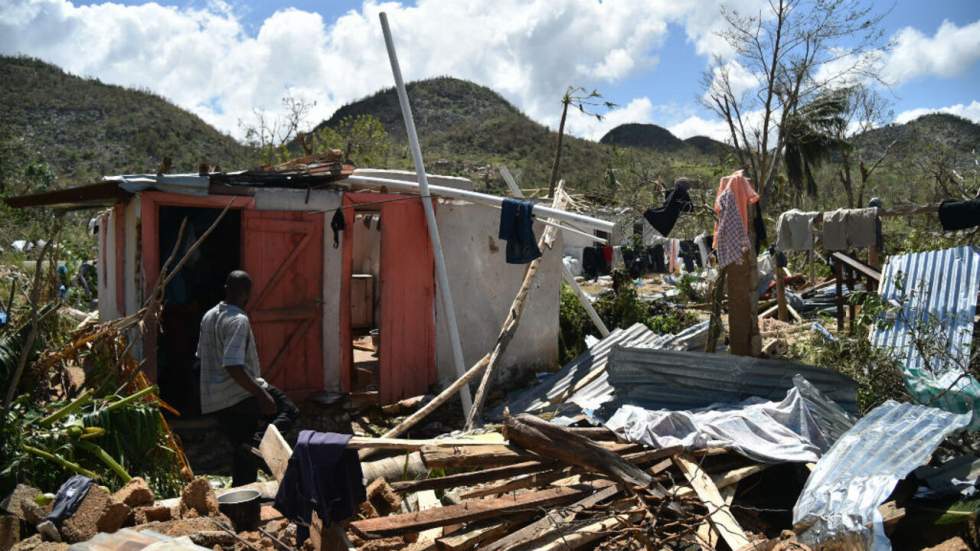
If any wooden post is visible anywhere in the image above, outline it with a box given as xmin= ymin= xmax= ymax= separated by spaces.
xmin=775 ymin=265 xmax=788 ymax=322
xmin=834 ymin=258 xmax=845 ymax=332
xmin=465 ymin=184 xmax=568 ymax=429
xmin=726 ymin=201 xmax=761 ymax=356
xmin=847 ymin=265 xmax=856 ymax=335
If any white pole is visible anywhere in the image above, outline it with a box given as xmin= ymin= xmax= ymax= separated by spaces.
xmin=379 ymin=12 xmax=472 ymax=413
xmin=347 ymin=175 xmax=615 ymax=234
xmin=500 ymin=166 xmax=610 ymax=338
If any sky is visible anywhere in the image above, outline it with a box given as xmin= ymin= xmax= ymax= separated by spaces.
xmin=1 ymin=0 xmax=978 ymax=143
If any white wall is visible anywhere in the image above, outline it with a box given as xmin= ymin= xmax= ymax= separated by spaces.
xmin=96 ymin=210 xmax=117 ymax=320
xmin=434 ymin=199 xmax=561 ymax=386
xmin=254 ymin=188 xmax=344 ymax=392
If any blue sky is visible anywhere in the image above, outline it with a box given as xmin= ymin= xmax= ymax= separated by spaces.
xmin=3 ymin=0 xmax=979 ymax=141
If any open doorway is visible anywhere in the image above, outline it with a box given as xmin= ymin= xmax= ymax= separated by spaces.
xmin=156 ymin=206 xmax=241 ymax=416
xmin=349 ymin=207 xmax=382 ymax=395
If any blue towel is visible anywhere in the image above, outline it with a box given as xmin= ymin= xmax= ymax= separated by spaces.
xmin=274 ymin=431 xmax=365 ymax=544
xmin=498 ymin=198 xmax=541 ymax=264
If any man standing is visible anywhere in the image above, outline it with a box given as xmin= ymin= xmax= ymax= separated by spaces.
xmin=197 ymin=270 xmax=278 ymax=486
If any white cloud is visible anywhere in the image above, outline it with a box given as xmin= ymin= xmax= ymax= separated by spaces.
xmin=565 ymin=97 xmax=654 ymax=141
xmin=882 ymin=19 xmax=980 ymax=85
xmin=668 ymin=115 xmax=730 ymax=141
xmin=895 ymin=101 xmax=980 ymax=125
xmin=0 ymin=0 xmax=774 ymax=143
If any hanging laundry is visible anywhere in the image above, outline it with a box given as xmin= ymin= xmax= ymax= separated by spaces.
xmin=713 ymin=170 xmax=760 ymax=252
xmin=715 ymin=189 xmax=750 ymax=269
xmin=330 ymin=209 xmax=346 ymax=248
xmin=498 ymin=198 xmax=541 ymax=264
xmin=679 ymin=240 xmax=701 ymax=271
xmin=775 ymin=209 xmax=819 ymax=251
xmin=643 ymin=184 xmax=692 ymax=237
xmin=649 ymin=244 xmax=667 ymax=273
xmin=939 ymin=198 xmax=980 ymax=231
xmin=822 ymin=208 xmax=877 ymax=251
xmin=693 ymin=233 xmax=711 ymax=268
xmin=274 ymin=431 xmax=365 ymax=545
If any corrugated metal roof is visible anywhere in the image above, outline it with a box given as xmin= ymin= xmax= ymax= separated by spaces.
xmin=794 ymin=400 xmax=971 ymax=549
xmin=870 ymin=245 xmax=980 ymax=378
xmin=488 ymin=321 xmax=709 ymax=419
xmin=605 ymin=346 xmax=860 ymax=415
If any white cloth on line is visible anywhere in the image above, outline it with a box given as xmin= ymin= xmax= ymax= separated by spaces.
xmin=822 ymin=208 xmax=878 ymax=251
xmin=775 ymin=209 xmax=819 ymax=251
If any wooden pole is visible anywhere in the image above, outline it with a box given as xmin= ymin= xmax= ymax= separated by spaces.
xmin=465 ymin=183 xmax=568 ymax=429
xmin=834 ymin=258 xmax=845 ymax=332
xmin=775 ymin=265 xmax=788 ymax=322
xmin=379 ymin=13 xmax=472 ymax=414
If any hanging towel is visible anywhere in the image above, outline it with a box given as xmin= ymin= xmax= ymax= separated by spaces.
xmin=939 ymin=199 xmax=980 ymax=231
xmin=498 ymin=198 xmax=541 ymax=264
xmin=274 ymin=431 xmax=365 ymax=545
xmin=822 ymin=208 xmax=877 ymax=251
xmin=775 ymin=209 xmax=819 ymax=251
xmin=716 ymin=189 xmax=750 ymax=269
xmin=643 ymin=185 xmax=692 ymax=237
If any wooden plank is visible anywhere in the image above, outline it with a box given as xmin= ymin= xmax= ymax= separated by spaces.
xmin=480 ymin=484 xmax=619 ymax=551
xmin=258 ymin=425 xmax=292 ymax=482
xmin=349 ymin=485 xmax=593 ymax=539
xmin=697 ymin=485 xmax=736 ymax=549
xmin=420 ymin=444 xmax=537 ymax=469
xmin=459 ymin=468 xmax=570 ymax=500
xmin=349 ymin=436 xmax=509 ymax=451
xmin=391 ymin=460 xmax=552 ymax=494
xmin=435 ymin=517 xmax=530 ymax=551
xmin=534 ymin=511 xmax=646 ymax=551
xmin=673 ymin=454 xmax=750 ymax=551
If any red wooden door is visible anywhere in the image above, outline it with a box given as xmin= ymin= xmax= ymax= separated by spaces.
xmin=341 ymin=193 xmax=436 ymax=403
xmin=242 ymin=210 xmax=324 ymax=398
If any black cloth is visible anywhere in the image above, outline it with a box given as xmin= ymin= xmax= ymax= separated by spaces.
xmin=498 ymin=198 xmax=541 ymax=264
xmin=274 ymin=431 xmax=365 ymax=545
xmin=214 ymin=396 xmax=261 ymax=487
xmin=939 ymin=199 xmax=980 ymax=231
xmin=643 ymin=186 xmax=692 ymax=237
xmin=45 ymin=475 xmax=93 ymax=525
xmin=582 ymin=247 xmax=601 ymax=279
xmin=330 ymin=210 xmax=346 ymax=248
xmin=752 ymin=204 xmax=768 ymax=251
xmin=679 ymin=240 xmax=700 ymax=271
xmin=649 ymin=244 xmax=666 ymax=273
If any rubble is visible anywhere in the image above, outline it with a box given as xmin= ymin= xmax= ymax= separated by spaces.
xmin=178 ymin=478 xmax=220 ymax=518
xmin=113 ymin=478 xmax=155 ymax=508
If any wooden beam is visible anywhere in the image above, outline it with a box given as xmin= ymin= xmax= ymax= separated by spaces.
xmin=673 ymin=455 xmax=750 ymax=551
xmin=390 ymin=460 xmax=552 ymax=493
xmin=349 ymin=485 xmax=594 ymax=539
xmin=503 ymin=413 xmax=670 ymax=500
xmin=480 ymin=484 xmax=620 ymax=551
xmin=348 ymin=436 xmax=509 ymax=451
xmin=775 ymin=266 xmax=789 ymax=322
xmin=533 ymin=510 xmax=646 ymax=551
xmin=420 ymin=444 xmax=539 ymax=469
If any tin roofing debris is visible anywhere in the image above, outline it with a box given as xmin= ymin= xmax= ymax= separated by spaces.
xmin=794 ymin=400 xmax=971 ymax=550
xmin=489 ymin=321 xmax=710 ymax=419
xmin=605 ymin=345 xmax=860 ymax=416
xmin=870 ymin=245 xmax=980 ymax=427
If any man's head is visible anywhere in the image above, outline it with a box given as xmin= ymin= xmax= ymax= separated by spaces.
xmin=225 ymin=270 xmax=252 ymax=307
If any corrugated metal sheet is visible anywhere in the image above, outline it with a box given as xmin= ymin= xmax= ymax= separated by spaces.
xmin=605 ymin=346 xmax=859 ymax=416
xmin=870 ymin=245 xmax=980 ymax=377
xmin=794 ymin=400 xmax=971 ymax=550
xmin=488 ymin=321 xmax=709 ymax=419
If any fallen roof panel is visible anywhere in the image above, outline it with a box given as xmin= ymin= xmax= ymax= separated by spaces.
xmin=4 ymin=181 xmax=131 ymax=209
xmin=605 ymin=346 xmax=860 ymax=416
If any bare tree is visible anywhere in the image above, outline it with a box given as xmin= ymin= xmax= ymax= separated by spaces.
xmin=239 ymin=95 xmax=316 ymax=164
xmin=547 ymin=87 xmax=614 ymax=198
xmin=703 ymin=0 xmax=888 ymax=209
xmin=836 ymin=86 xmax=894 ymax=208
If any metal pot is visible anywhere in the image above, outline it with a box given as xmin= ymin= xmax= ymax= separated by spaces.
xmin=217 ymin=489 xmax=261 ymax=532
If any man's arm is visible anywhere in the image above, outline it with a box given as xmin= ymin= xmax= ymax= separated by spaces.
xmin=225 ymin=365 xmax=276 ymax=416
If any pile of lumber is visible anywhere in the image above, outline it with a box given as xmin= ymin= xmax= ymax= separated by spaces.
xmin=334 ymin=413 xmax=773 ymax=551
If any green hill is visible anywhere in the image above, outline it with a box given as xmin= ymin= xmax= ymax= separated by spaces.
xmin=313 ymin=77 xmax=725 ymax=198
xmin=0 ymin=56 xmax=254 ymax=184
xmin=599 ymin=123 xmax=686 ymax=151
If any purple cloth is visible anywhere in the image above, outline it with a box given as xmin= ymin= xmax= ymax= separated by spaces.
xmin=274 ymin=431 xmax=365 ymax=544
